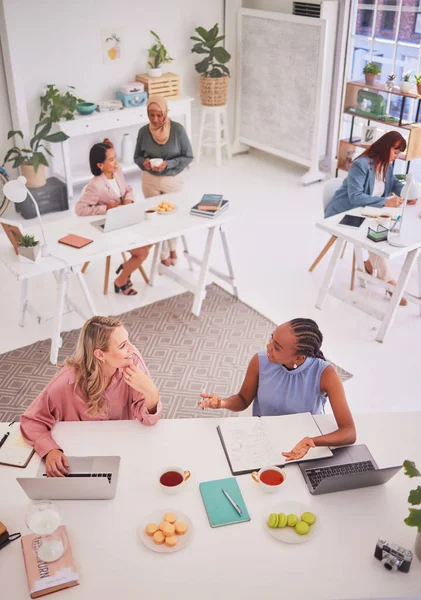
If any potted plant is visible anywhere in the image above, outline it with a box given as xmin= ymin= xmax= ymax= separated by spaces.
xmin=147 ymin=31 xmax=173 ymax=78
xmin=403 ymin=460 xmax=421 ymax=561
xmin=363 ymin=62 xmax=381 ymax=85
xmin=385 ymin=73 xmax=396 ymax=92
xmin=18 ymin=234 xmax=40 ymax=262
xmin=191 ymin=23 xmax=231 ymax=106
xmin=400 ymin=73 xmax=412 ymax=94
xmin=415 ymin=75 xmax=421 ymax=96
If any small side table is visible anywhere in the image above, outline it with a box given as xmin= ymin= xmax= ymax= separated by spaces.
xmin=196 ymin=105 xmax=232 ymax=167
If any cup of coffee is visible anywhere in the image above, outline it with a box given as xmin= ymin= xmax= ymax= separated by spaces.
xmin=150 ymin=158 xmax=163 ymax=168
xmin=145 ymin=209 xmax=157 ymax=221
xmin=159 ymin=466 xmax=191 ymax=494
xmin=251 ymin=466 xmax=286 ymax=493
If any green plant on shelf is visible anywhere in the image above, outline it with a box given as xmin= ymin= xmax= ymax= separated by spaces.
xmin=402 ymin=73 xmax=411 ymax=82
xmin=148 ymin=31 xmax=174 ymax=69
xmin=18 ymin=235 xmax=39 ymax=248
xmin=403 ymin=460 xmax=421 ymax=533
xmin=363 ymin=62 xmax=381 ymax=76
xmin=414 ymin=75 xmax=421 ymax=85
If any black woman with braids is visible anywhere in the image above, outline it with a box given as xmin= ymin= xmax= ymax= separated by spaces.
xmin=199 ymin=318 xmax=356 ymax=461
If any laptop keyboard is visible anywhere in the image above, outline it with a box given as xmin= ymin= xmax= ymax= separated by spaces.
xmin=43 ymin=472 xmax=112 ymax=483
xmin=306 ymin=461 xmax=375 ymax=491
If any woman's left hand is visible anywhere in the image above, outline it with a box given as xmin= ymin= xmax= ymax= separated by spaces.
xmin=151 ymin=161 xmax=167 ymax=172
xmin=282 ymin=437 xmax=315 ymax=462
xmin=407 ymin=198 xmax=417 ymax=205
xmin=124 ymin=364 xmax=159 ymax=410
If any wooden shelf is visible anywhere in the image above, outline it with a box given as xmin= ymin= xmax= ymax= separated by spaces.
xmin=348 ymin=80 xmax=421 ymax=100
xmin=343 ymin=110 xmax=414 ymax=130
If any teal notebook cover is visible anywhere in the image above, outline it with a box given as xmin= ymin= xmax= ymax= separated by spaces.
xmin=199 ymin=477 xmax=251 ymax=528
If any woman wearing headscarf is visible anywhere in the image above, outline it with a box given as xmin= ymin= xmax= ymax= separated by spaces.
xmin=134 ymin=95 xmax=193 ymax=265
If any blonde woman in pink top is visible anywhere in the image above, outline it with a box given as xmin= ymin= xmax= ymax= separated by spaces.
xmin=20 ymin=316 xmax=162 ymax=477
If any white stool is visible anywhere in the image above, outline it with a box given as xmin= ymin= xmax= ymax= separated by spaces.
xmin=197 ymin=106 xmax=232 ymax=167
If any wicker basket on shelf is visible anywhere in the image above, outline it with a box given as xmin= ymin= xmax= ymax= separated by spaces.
xmin=199 ymin=75 xmax=229 ymax=107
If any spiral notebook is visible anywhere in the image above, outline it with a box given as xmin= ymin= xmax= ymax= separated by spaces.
xmin=199 ymin=477 xmax=250 ymax=528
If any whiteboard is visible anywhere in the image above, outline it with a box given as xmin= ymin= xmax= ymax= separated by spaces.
xmin=236 ymin=9 xmax=326 ymax=179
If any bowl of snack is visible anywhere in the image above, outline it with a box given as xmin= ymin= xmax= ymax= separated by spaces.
xmin=156 ymin=201 xmax=176 ymax=214
xmin=139 ymin=509 xmax=193 ymax=553
xmin=265 ymin=502 xmax=318 ymax=544
xmin=150 ymin=158 xmax=163 ymax=168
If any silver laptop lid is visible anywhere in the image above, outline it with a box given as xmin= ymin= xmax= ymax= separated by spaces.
xmin=103 ymin=202 xmax=144 ymax=232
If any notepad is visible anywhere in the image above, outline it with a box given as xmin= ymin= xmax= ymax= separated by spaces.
xmin=0 ymin=422 xmax=35 ymax=468
xmin=199 ymin=477 xmax=250 ymax=528
xmin=217 ymin=413 xmax=333 ymax=475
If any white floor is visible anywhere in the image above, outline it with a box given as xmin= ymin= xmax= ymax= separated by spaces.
xmin=1 ymin=150 xmax=420 ymax=416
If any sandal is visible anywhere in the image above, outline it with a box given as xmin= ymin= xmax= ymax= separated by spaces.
xmin=114 ymin=280 xmax=137 ymax=295
xmin=161 ymin=257 xmax=171 ymax=267
xmin=116 ymin=264 xmax=132 ymax=286
xmin=169 ymin=251 xmax=178 ymax=266
xmin=386 ymin=289 xmax=408 ymax=306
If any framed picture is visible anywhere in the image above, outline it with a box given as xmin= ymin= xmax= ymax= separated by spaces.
xmin=361 ymin=125 xmax=379 ymax=146
xmin=102 ymin=30 xmax=122 ymax=64
xmin=0 ymin=218 xmax=25 ymax=255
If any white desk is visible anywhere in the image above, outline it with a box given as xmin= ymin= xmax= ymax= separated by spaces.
xmin=315 ymin=205 xmax=421 ymax=342
xmin=0 ymin=192 xmax=238 ymax=364
xmin=0 ymin=413 xmax=420 ymax=600
xmin=52 ymin=98 xmax=193 ymax=199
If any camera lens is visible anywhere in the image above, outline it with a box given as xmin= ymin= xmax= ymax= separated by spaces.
xmin=382 ymin=556 xmax=402 ymax=572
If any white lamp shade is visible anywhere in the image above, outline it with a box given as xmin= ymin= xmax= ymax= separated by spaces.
xmin=401 ymin=174 xmax=421 ymax=200
xmin=3 ymin=176 xmax=28 ymax=203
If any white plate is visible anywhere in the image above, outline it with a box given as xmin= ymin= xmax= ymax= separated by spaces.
xmin=156 ymin=205 xmax=177 ymax=215
xmin=139 ymin=509 xmax=193 ymax=553
xmin=264 ymin=501 xmax=319 ymax=544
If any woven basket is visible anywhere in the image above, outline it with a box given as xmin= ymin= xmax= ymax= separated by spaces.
xmin=199 ymin=75 xmax=229 ymax=106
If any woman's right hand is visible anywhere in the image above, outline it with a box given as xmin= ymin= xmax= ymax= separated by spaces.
xmin=198 ymin=393 xmax=226 ymax=409
xmin=46 ymin=449 xmax=69 ymax=477
xmin=384 ymin=195 xmax=403 ymax=208
xmin=107 ymin=201 xmax=121 ymax=210
xmin=143 ymin=158 xmax=151 ymax=171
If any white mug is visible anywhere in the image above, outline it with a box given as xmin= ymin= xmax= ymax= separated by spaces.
xmin=144 ymin=209 xmax=157 ymax=221
xmin=251 ymin=466 xmax=286 ymax=493
xmin=158 ymin=466 xmax=191 ymax=495
xmin=150 ymin=158 xmax=163 ymax=168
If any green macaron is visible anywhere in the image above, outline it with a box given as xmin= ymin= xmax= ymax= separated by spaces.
xmin=287 ymin=513 xmax=299 ymax=527
xmin=301 ymin=512 xmax=316 ymax=526
xmin=268 ymin=513 xmax=279 ymax=528
xmin=277 ymin=513 xmax=287 ymax=528
xmin=295 ymin=521 xmax=310 ymax=535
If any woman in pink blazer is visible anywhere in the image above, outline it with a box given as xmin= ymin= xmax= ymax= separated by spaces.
xmin=75 ymin=140 xmax=150 ymax=295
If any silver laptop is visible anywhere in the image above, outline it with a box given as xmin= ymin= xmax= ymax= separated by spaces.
xmin=91 ymin=202 xmax=144 ymax=233
xmin=299 ymin=444 xmax=401 ymax=495
xmin=17 ymin=456 xmax=120 ymax=500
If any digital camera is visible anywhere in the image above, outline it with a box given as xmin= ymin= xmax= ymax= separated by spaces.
xmin=374 ymin=538 xmax=413 ymax=573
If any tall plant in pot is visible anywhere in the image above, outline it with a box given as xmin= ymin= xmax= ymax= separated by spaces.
xmin=403 ymin=460 xmax=421 ymax=561
xmin=147 ymin=31 xmax=173 ymax=78
xmin=191 ymin=24 xmax=231 ymax=106
xmin=363 ymin=62 xmax=381 ymax=85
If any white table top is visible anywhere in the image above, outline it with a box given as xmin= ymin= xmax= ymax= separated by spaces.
xmin=316 ymin=205 xmax=421 ymax=259
xmin=0 ymin=192 xmax=237 ymax=280
xmin=1 ymin=413 xmax=420 ymax=600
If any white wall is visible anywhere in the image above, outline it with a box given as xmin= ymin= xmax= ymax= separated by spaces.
xmin=0 ymin=19 xmax=12 ymax=171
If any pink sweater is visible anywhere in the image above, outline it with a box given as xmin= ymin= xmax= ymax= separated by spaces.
xmin=20 ymin=351 xmax=162 ymax=458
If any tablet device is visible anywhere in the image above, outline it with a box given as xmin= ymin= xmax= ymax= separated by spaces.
xmin=338 ymin=215 xmax=366 ymax=228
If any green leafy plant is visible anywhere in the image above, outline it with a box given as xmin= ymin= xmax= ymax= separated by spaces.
xmin=402 ymin=72 xmax=411 ymax=82
xmin=190 ymin=24 xmax=231 ymax=78
xmin=40 ymin=84 xmax=84 ymax=122
xmin=387 ymin=74 xmax=396 ymax=82
xmin=18 ymin=234 xmax=39 ymax=248
xmin=148 ymin=31 xmax=173 ymax=69
xmin=363 ymin=62 xmax=382 ymax=76
xmin=414 ymin=75 xmax=421 ymax=84
xmin=403 ymin=460 xmax=421 ymax=533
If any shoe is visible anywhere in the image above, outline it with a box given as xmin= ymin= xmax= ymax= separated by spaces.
xmin=364 ymin=260 xmax=373 ymax=275
xmin=386 ymin=288 xmax=408 ymax=306
xmin=169 ymin=251 xmax=178 ymax=266
xmin=114 ymin=280 xmax=137 ymax=295
xmin=161 ymin=257 xmax=171 ymax=267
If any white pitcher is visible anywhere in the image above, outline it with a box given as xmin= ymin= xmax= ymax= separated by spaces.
xmin=121 ymin=133 xmax=134 ymax=165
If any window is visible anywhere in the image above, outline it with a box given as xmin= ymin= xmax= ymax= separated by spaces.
xmin=361 ymin=0 xmax=374 ymax=28
xmin=381 ymin=0 xmax=398 ymax=32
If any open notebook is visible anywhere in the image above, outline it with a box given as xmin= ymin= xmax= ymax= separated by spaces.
xmin=0 ymin=422 xmax=35 ymax=468
xmin=217 ymin=413 xmax=333 ymax=475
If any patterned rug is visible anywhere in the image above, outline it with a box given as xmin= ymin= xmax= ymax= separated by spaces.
xmin=0 ymin=284 xmax=352 ymax=422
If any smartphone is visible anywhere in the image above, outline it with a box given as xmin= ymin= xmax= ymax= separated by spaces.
xmin=338 ymin=215 xmax=366 ymax=228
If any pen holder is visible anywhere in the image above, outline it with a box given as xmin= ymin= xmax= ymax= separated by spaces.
xmin=367 ymin=224 xmax=388 ymax=243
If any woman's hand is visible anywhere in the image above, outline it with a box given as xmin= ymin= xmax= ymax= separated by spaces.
xmin=151 ymin=161 xmax=167 ymax=172
xmin=122 ymin=196 xmax=133 ymax=205
xmin=46 ymin=449 xmax=69 ymax=477
xmin=107 ymin=201 xmax=121 ymax=210
xmin=282 ymin=437 xmax=315 ymax=462
xmin=407 ymin=198 xmax=418 ymax=205
xmin=198 ymin=393 xmax=226 ymax=409
xmin=124 ymin=364 xmax=159 ymax=410
xmin=385 ymin=195 xmax=403 ymax=208
xmin=143 ymin=158 xmax=151 ymax=171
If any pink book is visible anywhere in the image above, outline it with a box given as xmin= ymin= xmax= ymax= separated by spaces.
xmin=21 ymin=526 xmax=79 ymax=598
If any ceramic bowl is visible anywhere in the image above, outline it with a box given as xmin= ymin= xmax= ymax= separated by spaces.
xmin=76 ymin=102 xmax=96 ymax=115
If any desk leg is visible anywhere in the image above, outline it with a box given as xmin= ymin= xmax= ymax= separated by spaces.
xmin=181 ymin=235 xmax=194 ymax=271
xmin=376 ymin=249 xmax=418 ymax=343
xmin=19 ymin=279 xmax=29 ymax=327
xmin=74 ymin=269 xmax=97 ymax=316
xmin=315 ymin=238 xmax=345 ymax=309
xmin=149 ymin=242 xmax=162 ymax=286
xmin=219 ymin=226 xmax=238 ymax=297
xmin=192 ymin=226 xmax=216 ymax=316
xmin=50 ymin=269 xmax=67 ymax=365
xmin=62 ymin=139 xmax=73 ymax=199
xmin=418 ymin=253 xmax=421 ymax=316
xmin=354 ymin=246 xmax=366 ymax=288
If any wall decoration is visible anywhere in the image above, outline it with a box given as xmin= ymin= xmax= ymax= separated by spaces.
xmin=102 ymin=30 xmax=122 ymax=64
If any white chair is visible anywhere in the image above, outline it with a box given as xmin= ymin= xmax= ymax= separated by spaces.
xmin=196 ymin=105 xmax=232 ymax=167
xmin=309 ymin=178 xmax=356 ymax=290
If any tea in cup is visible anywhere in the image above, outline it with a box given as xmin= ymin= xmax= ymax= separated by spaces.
xmin=159 ymin=466 xmax=191 ymax=494
xmin=145 ymin=209 xmax=157 ymax=221
xmin=251 ymin=466 xmax=286 ymax=493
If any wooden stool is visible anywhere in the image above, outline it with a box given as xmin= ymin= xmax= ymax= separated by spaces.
xmin=197 ymin=105 xmax=232 ymax=167
xmin=82 ymin=252 xmax=149 ymax=295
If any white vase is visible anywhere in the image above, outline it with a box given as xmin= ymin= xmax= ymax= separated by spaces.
xmin=19 ymin=245 xmax=41 ymax=262
xmin=415 ymin=531 xmax=421 ymax=562
xmin=148 ymin=67 xmax=162 ymax=78
xmin=121 ymin=134 xmax=134 ymax=165
xmin=400 ymin=81 xmax=412 ymax=94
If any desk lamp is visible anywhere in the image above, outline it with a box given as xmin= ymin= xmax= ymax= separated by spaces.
xmin=3 ymin=176 xmax=49 ymax=256
xmin=388 ymin=174 xmax=421 ymax=247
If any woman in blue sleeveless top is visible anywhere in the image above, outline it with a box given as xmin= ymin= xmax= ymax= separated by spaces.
xmin=199 ymin=318 xmax=356 ymax=461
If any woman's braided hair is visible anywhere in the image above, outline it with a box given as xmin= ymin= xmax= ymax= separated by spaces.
xmin=289 ymin=318 xmax=325 ymax=360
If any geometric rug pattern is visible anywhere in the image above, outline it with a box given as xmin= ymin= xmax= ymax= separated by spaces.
xmin=0 ymin=284 xmax=352 ymax=422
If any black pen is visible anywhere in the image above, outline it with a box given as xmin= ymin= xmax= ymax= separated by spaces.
xmin=0 ymin=431 xmax=10 ymax=448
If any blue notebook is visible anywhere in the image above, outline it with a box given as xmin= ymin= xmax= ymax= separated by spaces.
xmin=199 ymin=477 xmax=251 ymax=528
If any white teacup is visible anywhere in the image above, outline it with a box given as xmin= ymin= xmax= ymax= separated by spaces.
xmin=145 ymin=209 xmax=157 ymax=221
xmin=251 ymin=466 xmax=286 ymax=493
xmin=150 ymin=158 xmax=163 ymax=168
xmin=158 ymin=466 xmax=191 ymax=494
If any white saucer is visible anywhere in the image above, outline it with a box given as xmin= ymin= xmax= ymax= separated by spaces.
xmin=139 ymin=509 xmax=193 ymax=553
xmin=265 ymin=501 xmax=319 ymax=544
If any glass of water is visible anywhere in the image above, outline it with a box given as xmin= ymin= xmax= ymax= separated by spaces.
xmin=25 ymin=500 xmax=66 ymax=562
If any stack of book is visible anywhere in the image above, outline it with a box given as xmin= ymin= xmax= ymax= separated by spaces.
xmin=190 ymin=194 xmax=229 ymax=219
